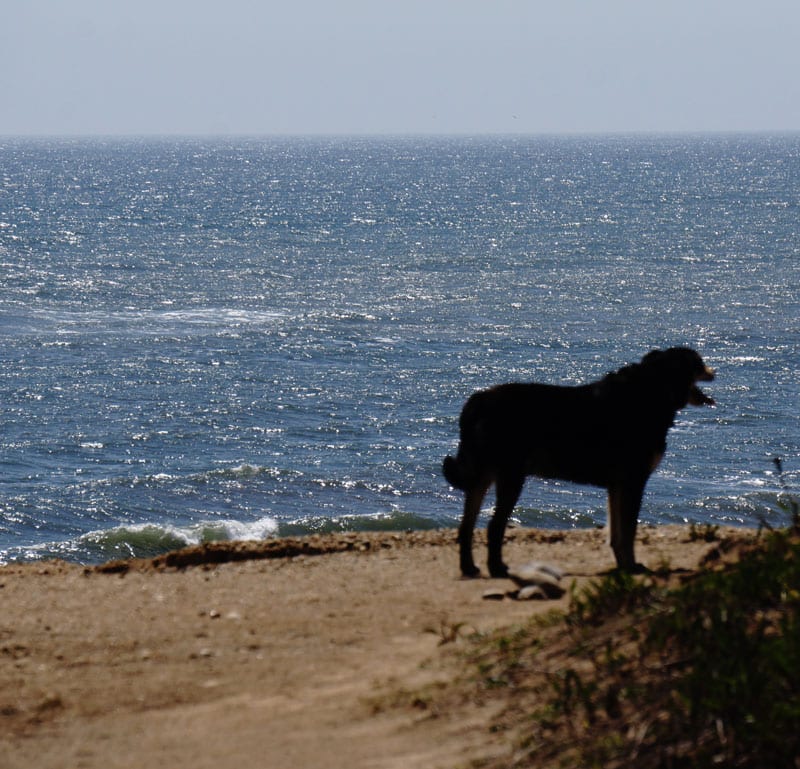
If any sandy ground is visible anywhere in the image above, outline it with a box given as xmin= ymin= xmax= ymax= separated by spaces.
xmin=0 ymin=525 xmax=749 ymax=769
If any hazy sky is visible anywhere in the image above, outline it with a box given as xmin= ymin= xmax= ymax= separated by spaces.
xmin=3 ymin=0 xmax=799 ymax=136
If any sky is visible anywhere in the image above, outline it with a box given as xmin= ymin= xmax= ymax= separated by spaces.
xmin=2 ymin=0 xmax=800 ymax=136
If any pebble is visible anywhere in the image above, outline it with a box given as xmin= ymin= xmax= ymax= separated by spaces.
xmin=508 ymin=561 xmax=564 ymax=584
xmin=515 ymin=585 xmax=548 ymax=601
xmin=505 ymin=560 xmax=567 ymax=599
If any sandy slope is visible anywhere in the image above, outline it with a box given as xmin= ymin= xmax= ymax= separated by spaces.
xmin=0 ymin=525 xmax=748 ymax=769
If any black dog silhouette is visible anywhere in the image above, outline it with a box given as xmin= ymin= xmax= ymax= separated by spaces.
xmin=443 ymin=348 xmax=715 ymax=577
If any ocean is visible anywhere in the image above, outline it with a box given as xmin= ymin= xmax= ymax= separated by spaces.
xmin=1 ymin=134 xmax=798 ymax=565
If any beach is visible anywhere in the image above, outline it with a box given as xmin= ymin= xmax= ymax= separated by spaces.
xmin=0 ymin=525 xmax=750 ymax=769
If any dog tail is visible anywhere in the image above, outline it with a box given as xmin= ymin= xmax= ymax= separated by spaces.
xmin=442 ymin=454 xmax=468 ymax=490
xmin=443 ymin=390 xmax=489 ymax=491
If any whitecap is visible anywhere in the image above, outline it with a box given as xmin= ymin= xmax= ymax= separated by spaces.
xmin=52 ymin=515 xmax=281 ymax=562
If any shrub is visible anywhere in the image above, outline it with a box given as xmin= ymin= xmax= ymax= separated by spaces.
xmin=548 ymin=531 xmax=800 ymax=768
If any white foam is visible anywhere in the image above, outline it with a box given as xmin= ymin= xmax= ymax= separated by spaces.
xmin=73 ymin=515 xmax=280 ymax=558
xmin=21 ymin=307 xmax=286 ymax=336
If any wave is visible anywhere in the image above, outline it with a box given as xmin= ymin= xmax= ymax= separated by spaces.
xmin=0 ymin=508 xmax=450 ymax=566
xmin=275 ymin=510 xmax=443 ymax=538
xmin=70 ymin=463 xmax=302 ymax=492
xmin=2 ymin=483 xmax=787 ymax=567
xmin=203 ymin=463 xmax=299 ymax=482
xmin=9 ymin=307 xmax=286 ymax=337
xmin=1 ymin=515 xmax=279 ymax=565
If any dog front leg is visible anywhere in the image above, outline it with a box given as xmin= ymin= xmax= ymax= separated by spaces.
xmin=487 ymin=474 xmax=524 ymax=578
xmin=458 ymin=480 xmax=491 ymax=578
xmin=607 ymin=479 xmax=647 ymax=572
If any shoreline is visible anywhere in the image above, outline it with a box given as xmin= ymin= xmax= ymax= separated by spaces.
xmin=94 ymin=526 xmax=576 ymax=573
xmin=0 ymin=524 xmax=755 ymax=769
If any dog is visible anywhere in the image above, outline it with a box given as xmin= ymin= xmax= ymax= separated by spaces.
xmin=443 ymin=347 xmax=715 ymax=577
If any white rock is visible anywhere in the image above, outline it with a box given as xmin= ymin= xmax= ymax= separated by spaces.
xmin=507 ymin=561 xmax=566 ymax=599
xmin=515 ymin=585 xmax=547 ymax=600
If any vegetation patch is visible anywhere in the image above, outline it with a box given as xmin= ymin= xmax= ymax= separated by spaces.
xmin=443 ymin=530 xmax=800 ymax=768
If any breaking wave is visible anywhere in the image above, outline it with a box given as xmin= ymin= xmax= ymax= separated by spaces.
xmin=1 ymin=516 xmax=279 ymax=565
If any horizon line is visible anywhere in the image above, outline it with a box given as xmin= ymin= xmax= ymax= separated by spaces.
xmin=3 ymin=128 xmax=800 ymax=141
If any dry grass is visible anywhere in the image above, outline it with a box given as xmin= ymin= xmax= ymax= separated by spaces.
xmin=403 ymin=529 xmax=800 ymax=768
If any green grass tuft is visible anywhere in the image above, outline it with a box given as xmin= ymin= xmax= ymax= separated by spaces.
xmin=543 ymin=530 xmax=800 ymax=768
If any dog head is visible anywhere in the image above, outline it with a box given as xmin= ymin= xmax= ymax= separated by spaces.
xmin=641 ymin=347 xmax=715 ymax=408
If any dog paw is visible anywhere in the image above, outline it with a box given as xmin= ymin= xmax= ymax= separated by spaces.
xmin=614 ymin=562 xmax=650 ymax=575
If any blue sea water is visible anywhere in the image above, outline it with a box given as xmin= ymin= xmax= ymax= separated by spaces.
xmin=1 ymin=134 xmax=798 ymax=565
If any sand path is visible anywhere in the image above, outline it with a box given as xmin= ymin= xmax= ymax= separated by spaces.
xmin=0 ymin=526 xmax=737 ymax=768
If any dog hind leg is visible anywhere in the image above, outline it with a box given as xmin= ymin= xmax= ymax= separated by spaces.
xmin=487 ymin=473 xmax=525 ymax=578
xmin=458 ymin=478 xmax=491 ymax=577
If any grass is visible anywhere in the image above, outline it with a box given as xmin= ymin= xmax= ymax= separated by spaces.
xmin=461 ymin=529 xmax=800 ymax=768
xmin=638 ymin=530 xmax=800 ymax=767
xmin=401 ymin=520 xmax=786 ymax=768
xmin=475 ymin=458 xmax=800 ymax=768
xmin=386 ymin=463 xmax=800 ymax=767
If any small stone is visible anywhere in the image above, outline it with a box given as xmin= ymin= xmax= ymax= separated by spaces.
xmin=508 ymin=561 xmax=564 ymax=584
xmin=507 ymin=561 xmax=566 ymax=599
xmin=37 ymin=694 xmax=63 ymax=712
xmin=482 ymin=589 xmax=507 ymax=601
xmin=515 ymin=585 xmax=547 ymax=601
